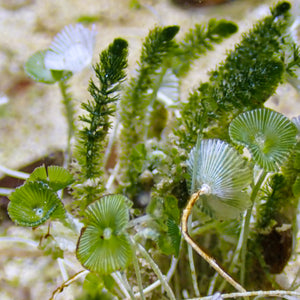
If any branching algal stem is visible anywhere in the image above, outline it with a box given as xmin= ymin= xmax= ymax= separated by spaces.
xmin=181 ymin=188 xmax=246 ymax=293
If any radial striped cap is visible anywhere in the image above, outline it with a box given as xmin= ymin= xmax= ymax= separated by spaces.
xmin=229 ymin=108 xmax=297 ymax=172
xmin=76 ymin=194 xmax=132 ymax=274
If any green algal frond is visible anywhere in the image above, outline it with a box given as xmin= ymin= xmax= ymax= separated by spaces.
xmin=77 ymin=195 xmax=132 ymax=274
xmin=8 ymin=181 xmax=65 ymax=227
xmin=120 ymin=25 xmax=179 ymax=147
xmin=175 ymin=19 xmax=238 ymax=76
xmin=167 ymin=218 xmax=181 ymax=257
xmin=229 ymin=108 xmax=297 ymax=172
xmin=25 ymin=50 xmax=59 ymax=84
xmin=284 ymin=44 xmax=300 ymax=91
xmin=178 ymin=1 xmax=292 ymax=148
xmin=73 ymin=38 xmax=128 ymax=207
xmin=119 ymin=25 xmax=179 ymax=197
xmin=285 ymin=44 xmax=300 ymax=76
xmin=28 ymin=165 xmax=74 ymax=192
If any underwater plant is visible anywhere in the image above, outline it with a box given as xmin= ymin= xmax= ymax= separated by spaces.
xmin=2 ymin=1 xmax=300 ymax=299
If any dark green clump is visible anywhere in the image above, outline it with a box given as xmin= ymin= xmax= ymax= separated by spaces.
xmin=178 ymin=1 xmax=292 ymax=148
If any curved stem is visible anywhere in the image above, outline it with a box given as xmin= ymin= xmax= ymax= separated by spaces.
xmin=50 ymin=270 xmax=89 ymax=300
xmin=181 ymin=189 xmax=246 ymax=293
xmin=166 ymin=255 xmax=179 ymax=282
xmin=57 ymin=258 xmax=68 ymax=281
xmin=0 ymin=165 xmax=29 ymax=179
xmin=0 ymin=236 xmax=39 ymax=247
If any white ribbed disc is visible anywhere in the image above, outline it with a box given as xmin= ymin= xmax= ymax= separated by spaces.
xmin=187 ymin=139 xmax=252 ymax=219
xmin=44 ymin=24 xmax=96 ymax=73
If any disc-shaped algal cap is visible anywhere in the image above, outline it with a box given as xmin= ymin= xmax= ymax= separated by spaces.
xmin=187 ymin=139 xmax=252 ymax=220
xmin=229 ymin=108 xmax=297 ymax=172
xmin=76 ymin=194 xmax=132 ymax=274
xmin=44 ymin=24 xmax=96 ymax=73
xmin=8 ymin=181 xmax=65 ymax=227
xmin=28 ymin=165 xmax=74 ymax=192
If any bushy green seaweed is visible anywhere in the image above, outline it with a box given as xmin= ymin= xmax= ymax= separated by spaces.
xmin=7 ymin=1 xmax=300 ymax=299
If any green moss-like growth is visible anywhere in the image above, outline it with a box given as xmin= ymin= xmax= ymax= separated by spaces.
xmin=175 ymin=19 xmax=238 ymax=76
xmin=73 ymin=38 xmax=128 ymax=208
xmin=119 ymin=25 xmax=179 ymax=198
xmin=178 ymin=1 xmax=292 ymax=148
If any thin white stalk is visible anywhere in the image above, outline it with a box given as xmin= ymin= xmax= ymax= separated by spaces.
xmin=134 ymin=255 xmax=179 ymax=298
xmin=128 ymin=214 xmax=152 ymax=228
xmin=188 ymin=239 xmax=201 ymax=297
xmin=207 ymin=272 xmax=219 ymax=296
xmin=62 ymin=258 xmax=81 ymax=273
xmin=106 ymin=161 xmax=120 ymax=192
xmin=132 ymin=247 xmax=146 ymax=300
xmin=103 ymin=108 xmax=120 ymax=168
xmin=112 ymin=272 xmax=134 ymax=300
xmin=187 ymin=290 xmax=300 ymax=300
xmin=57 ymin=258 xmax=68 ymax=281
xmin=0 ymin=236 xmax=39 ymax=247
xmin=134 ymin=280 xmax=161 ymax=298
xmin=166 ymin=255 xmax=179 ymax=282
xmin=65 ymin=212 xmax=83 ymax=234
xmin=0 ymin=187 xmax=14 ymax=196
xmin=133 ymin=240 xmax=176 ymax=300
xmin=0 ymin=165 xmax=30 ymax=179
xmin=120 ymin=271 xmax=136 ymax=300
